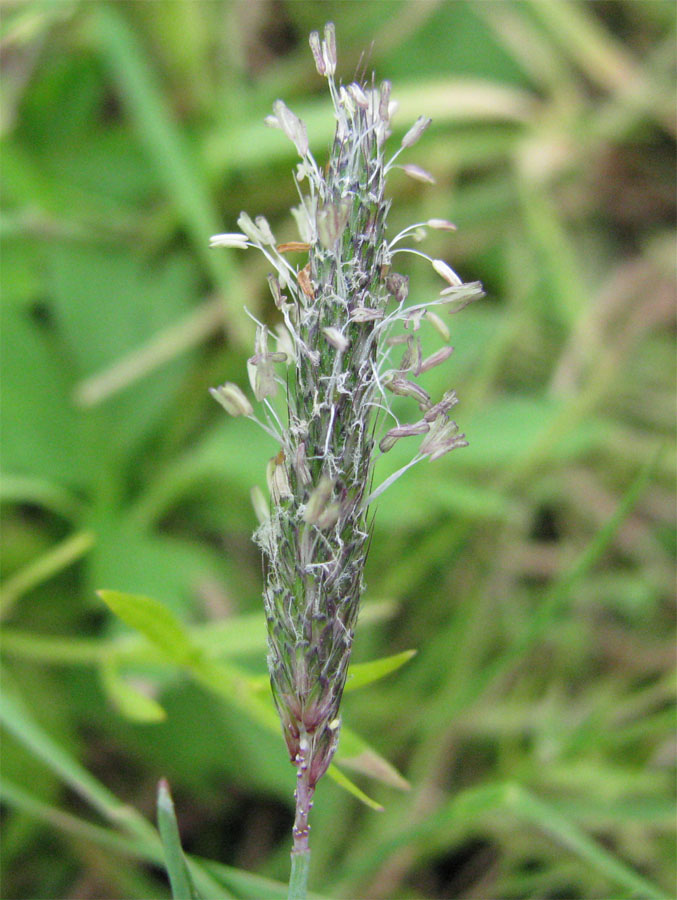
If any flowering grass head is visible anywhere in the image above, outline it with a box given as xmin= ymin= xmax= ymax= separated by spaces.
xmin=211 ymin=22 xmax=482 ymax=865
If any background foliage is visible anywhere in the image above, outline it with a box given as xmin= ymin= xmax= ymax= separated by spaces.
xmin=1 ymin=2 xmax=675 ymax=898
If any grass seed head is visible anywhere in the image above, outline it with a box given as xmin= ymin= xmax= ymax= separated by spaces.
xmin=211 ymin=23 xmax=482 ymax=793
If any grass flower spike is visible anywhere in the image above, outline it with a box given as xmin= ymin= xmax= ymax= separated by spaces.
xmin=210 ymin=22 xmax=483 ymax=891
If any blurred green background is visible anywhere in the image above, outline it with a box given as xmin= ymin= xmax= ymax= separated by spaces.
xmin=1 ymin=2 xmax=675 ymax=898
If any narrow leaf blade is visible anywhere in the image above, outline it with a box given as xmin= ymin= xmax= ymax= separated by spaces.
xmin=327 ymin=765 xmax=384 ymax=811
xmin=344 ymin=649 xmax=417 ymax=692
xmin=157 ymin=780 xmax=201 ymax=900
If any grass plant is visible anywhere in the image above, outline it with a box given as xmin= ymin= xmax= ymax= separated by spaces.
xmin=209 ymin=25 xmax=481 ymax=894
xmin=1 ymin=3 xmax=675 ymax=899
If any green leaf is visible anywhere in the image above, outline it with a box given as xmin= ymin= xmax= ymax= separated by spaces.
xmin=97 ymin=590 xmax=198 ymax=666
xmin=0 ymin=684 xmax=236 ymax=898
xmin=157 ymin=779 xmax=201 ymax=900
xmin=326 ymin=764 xmax=384 ymax=812
xmin=344 ymin=649 xmax=417 ymax=693
xmin=9 ymin=581 xmax=420 ymax=809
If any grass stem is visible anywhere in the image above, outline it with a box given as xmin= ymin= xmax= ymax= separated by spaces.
xmin=288 ymin=848 xmax=311 ymax=900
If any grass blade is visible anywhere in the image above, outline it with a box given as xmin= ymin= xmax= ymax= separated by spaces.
xmin=507 ymin=783 xmax=669 ymax=900
xmin=157 ymin=779 xmax=201 ymax=900
xmin=343 ymin=649 xmax=417 ymax=693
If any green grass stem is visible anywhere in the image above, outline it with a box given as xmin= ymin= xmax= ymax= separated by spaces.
xmin=288 ymin=849 xmax=311 ymax=900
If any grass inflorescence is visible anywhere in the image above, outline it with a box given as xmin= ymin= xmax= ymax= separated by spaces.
xmin=210 ymin=22 xmax=482 ymax=873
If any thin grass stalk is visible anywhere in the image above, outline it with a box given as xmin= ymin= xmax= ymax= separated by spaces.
xmin=288 ymin=847 xmax=311 ymax=900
